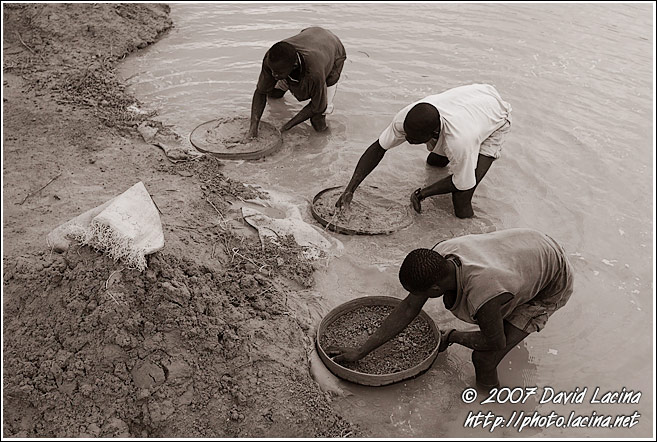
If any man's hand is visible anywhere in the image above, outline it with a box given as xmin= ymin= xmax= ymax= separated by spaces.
xmin=325 ymin=346 xmax=363 ymax=363
xmin=438 ymin=328 xmax=456 ymax=353
xmin=280 ymin=121 xmax=292 ymax=133
xmin=243 ymin=130 xmax=257 ymax=143
xmin=335 ymin=190 xmax=353 ymax=210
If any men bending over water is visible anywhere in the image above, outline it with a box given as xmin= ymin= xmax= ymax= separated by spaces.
xmin=246 ymin=27 xmax=346 ymax=137
xmin=336 ymin=84 xmax=512 ymax=218
xmin=327 ymin=228 xmax=574 ymax=390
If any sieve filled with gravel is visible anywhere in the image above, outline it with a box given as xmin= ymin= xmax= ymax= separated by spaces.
xmin=316 ymin=296 xmax=441 ymax=386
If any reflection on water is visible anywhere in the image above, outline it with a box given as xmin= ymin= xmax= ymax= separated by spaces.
xmin=120 ymin=3 xmax=653 ymax=437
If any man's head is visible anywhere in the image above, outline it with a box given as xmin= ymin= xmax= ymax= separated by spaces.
xmin=403 ymin=103 xmax=441 ymax=144
xmin=268 ymin=41 xmax=298 ymax=80
xmin=399 ymin=248 xmax=452 ymax=296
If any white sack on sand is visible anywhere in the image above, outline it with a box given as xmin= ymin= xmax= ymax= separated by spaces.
xmin=47 ymin=182 xmax=164 ymax=271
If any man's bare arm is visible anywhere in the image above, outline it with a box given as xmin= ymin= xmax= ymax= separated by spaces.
xmin=326 ymin=293 xmax=428 ymax=362
xmin=247 ymin=90 xmax=268 ymax=138
xmin=335 ymin=140 xmax=386 ymax=208
xmin=281 ymin=102 xmax=315 ymax=132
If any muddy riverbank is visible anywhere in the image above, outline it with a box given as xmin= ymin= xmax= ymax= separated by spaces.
xmin=2 ymin=4 xmax=361 ymax=437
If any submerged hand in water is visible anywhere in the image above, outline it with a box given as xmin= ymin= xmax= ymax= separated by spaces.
xmin=241 ymin=130 xmax=258 ymax=145
xmin=225 ymin=134 xmax=255 ymax=148
xmin=335 ymin=190 xmax=354 ymax=210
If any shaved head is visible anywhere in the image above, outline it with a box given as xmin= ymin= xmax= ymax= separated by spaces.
xmin=399 ymin=248 xmax=451 ymax=292
xmin=403 ymin=103 xmax=440 ymax=143
xmin=268 ymin=41 xmax=297 ymax=73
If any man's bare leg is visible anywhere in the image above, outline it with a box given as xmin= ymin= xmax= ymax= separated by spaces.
xmin=451 ymin=154 xmax=495 ymax=218
xmin=268 ymin=88 xmax=286 ymax=99
xmin=471 ymin=321 xmax=529 ymax=390
xmin=427 ymin=152 xmax=449 ymax=167
xmin=311 ymin=113 xmax=328 ymax=132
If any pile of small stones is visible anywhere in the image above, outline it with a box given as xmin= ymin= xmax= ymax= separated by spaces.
xmin=320 ymin=305 xmax=438 ymax=375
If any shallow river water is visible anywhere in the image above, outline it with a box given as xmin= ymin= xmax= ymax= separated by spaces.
xmin=120 ymin=3 xmax=654 ymax=437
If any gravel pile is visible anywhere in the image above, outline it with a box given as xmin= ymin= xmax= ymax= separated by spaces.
xmin=320 ymin=305 xmax=438 ymax=375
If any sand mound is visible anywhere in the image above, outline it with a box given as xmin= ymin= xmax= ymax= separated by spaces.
xmin=3 ymin=245 xmax=358 ymax=437
xmin=2 ymin=4 xmax=361 ymax=438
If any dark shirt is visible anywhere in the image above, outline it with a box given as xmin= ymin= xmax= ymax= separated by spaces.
xmin=256 ymin=27 xmax=347 ymax=115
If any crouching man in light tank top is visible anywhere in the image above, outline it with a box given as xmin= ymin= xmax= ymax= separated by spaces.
xmin=327 ymin=228 xmax=574 ymax=390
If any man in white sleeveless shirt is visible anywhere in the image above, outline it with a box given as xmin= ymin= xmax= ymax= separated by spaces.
xmin=327 ymin=228 xmax=574 ymax=390
xmin=336 ymin=84 xmax=512 ymax=218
